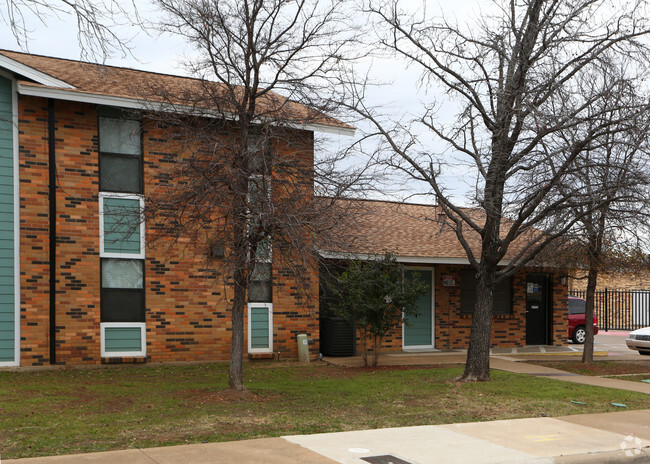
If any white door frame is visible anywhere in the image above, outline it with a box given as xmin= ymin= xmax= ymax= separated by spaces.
xmin=402 ymin=266 xmax=435 ymax=351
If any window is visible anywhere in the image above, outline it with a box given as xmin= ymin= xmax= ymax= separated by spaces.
xmin=249 ymin=261 xmax=272 ymax=303
xmin=247 ymin=134 xmax=272 ymax=304
xmin=99 ymin=114 xmax=142 ymax=193
xmin=248 ymin=303 xmax=273 ymax=353
xmin=246 ymin=134 xmax=273 ymax=352
xmin=99 ymin=194 xmax=145 ymax=259
xmin=247 ymin=134 xmax=270 ymax=175
xmin=100 ymin=259 xmax=145 ymax=323
xmin=98 ymin=108 xmax=146 ymax=357
xmin=460 ymin=269 xmax=512 ymax=315
xmin=569 ymin=298 xmax=586 ymax=315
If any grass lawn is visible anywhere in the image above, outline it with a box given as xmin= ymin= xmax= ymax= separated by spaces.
xmin=3 ymin=362 xmax=650 ymax=459
xmin=528 ymin=360 xmax=650 ymax=376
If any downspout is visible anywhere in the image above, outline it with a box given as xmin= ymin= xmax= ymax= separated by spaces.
xmin=48 ymin=99 xmax=56 ymax=364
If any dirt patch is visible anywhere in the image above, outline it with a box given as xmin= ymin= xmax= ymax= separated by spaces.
xmin=178 ymin=388 xmax=272 ymax=404
xmin=312 ymin=363 xmax=449 ymax=379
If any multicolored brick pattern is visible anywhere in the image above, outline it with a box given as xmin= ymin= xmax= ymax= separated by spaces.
xmin=18 ymin=96 xmax=319 ymax=366
xmin=353 ymin=265 xmax=568 ymax=354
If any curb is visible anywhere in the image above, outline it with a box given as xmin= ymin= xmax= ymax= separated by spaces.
xmin=552 ymin=448 xmax=650 ymax=463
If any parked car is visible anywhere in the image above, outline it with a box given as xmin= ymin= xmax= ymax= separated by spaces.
xmin=569 ymin=296 xmax=599 ymax=344
xmin=625 ymin=327 xmax=650 ymax=355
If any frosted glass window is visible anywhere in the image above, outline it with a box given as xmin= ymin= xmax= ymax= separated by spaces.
xmin=249 ymin=262 xmax=271 ymax=303
xmin=99 ymin=118 xmax=141 ymax=155
xmin=102 ymin=259 xmax=143 ymax=288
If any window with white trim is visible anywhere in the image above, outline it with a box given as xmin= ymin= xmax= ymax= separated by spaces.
xmin=246 ymin=134 xmax=273 ymax=353
xmin=98 ymin=109 xmax=146 ymax=354
xmin=99 ymin=113 xmax=142 ymax=193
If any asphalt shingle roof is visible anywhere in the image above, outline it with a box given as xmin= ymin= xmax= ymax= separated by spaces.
xmin=0 ymin=49 xmax=351 ymax=131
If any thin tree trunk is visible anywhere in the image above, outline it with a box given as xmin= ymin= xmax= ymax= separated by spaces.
xmin=460 ymin=269 xmax=495 ymax=381
xmin=582 ymin=243 xmax=600 ymax=363
xmin=372 ymin=335 xmax=380 ymax=367
xmin=229 ymin=273 xmax=246 ymax=390
xmin=360 ymin=330 xmax=369 ymax=366
xmin=229 ymin=199 xmax=249 ymax=391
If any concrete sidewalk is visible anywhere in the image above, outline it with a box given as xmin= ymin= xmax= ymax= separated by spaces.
xmin=7 ymin=410 xmax=650 ymax=463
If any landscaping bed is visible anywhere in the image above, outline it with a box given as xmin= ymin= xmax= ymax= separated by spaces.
xmin=2 ymin=362 xmax=650 ymax=459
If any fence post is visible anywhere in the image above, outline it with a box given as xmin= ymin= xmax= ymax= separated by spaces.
xmin=604 ymin=287 xmax=608 ymax=332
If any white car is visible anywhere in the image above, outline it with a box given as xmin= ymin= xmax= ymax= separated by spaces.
xmin=626 ymin=327 xmax=650 ymax=356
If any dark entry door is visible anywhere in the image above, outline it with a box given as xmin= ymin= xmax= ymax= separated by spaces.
xmin=526 ymin=275 xmax=548 ymax=345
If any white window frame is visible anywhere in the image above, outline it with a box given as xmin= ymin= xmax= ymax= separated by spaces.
xmin=247 ymin=302 xmax=273 ymax=354
xmin=100 ymin=322 xmax=147 ymax=358
xmin=99 ymin=192 xmax=145 ymax=259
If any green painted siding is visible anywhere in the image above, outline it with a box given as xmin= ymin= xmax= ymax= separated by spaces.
xmin=250 ymin=306 xmax=270 ymax=349
xmin=103 ymin=197 xmax=141 ymax=254
xmin=404 ymin=270 xmax=433 ymax=347
xmin=0 ymin=76 xmax=14 ymax=363
xmin=104 ymin=327 xmax=142 ymax=352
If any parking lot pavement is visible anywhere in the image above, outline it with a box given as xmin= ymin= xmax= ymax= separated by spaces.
xmin=593 ymin=332 xmax=645 ymax=360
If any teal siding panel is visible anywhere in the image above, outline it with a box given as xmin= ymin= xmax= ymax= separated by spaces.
xmin=104 ymin=327 xmax=142 ymax=352
xmin=0 ymin=266 xmax=14 ymax=277
xmin=0 ymin=75 xmax=15 ymax=363
xmin=103 ymin=197 xmax=141 ymax=254
xmin=0 ymin=276 xmax=14 ymax=290
xmin=250 ymin=307 xmax=270 ymax=349
xmin=403 ymin=270 xmax=433 ymax=347
xmin=0 ymin=284 xmax=14 ymax=295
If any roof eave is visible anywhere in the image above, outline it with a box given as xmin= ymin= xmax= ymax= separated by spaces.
xmin=17 ymin=83 xmax=355 ymax=136
xmin=317 ymin=250 xmax=513 ymax=266
xmin=0 ymin=55 xmax=75 ymax=89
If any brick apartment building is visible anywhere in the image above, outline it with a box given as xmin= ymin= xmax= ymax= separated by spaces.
xmin=0 ymin=50 xmax=569 ymax=368
xmin=319 ymin=200 xmax=569 ymax=355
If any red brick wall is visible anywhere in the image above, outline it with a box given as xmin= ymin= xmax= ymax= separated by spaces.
xmin=19 ymin=95 xmax=51 ymax=366
xmin=354 ymin=265 xmax=568 ymax=354
xmin=18 ymin=97 xmax=319 ymax=366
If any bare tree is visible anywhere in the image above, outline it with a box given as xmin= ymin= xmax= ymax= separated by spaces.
xmin=141 ymin=0 xmax=363 ymax=390
xmin=348 ymin=0 xmax=650 ymax=380
xmin=558 ymin=69 xmax=650 ymax=363
xmin=2 ymin=0 xmax=140 ymax=61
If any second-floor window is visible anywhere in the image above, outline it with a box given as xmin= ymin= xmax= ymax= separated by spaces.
xmin=99 ymin=114 xmax=142 ymax=193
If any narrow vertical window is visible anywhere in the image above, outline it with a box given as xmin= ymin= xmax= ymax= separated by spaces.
xmin=98 ymin=108 xmax=146 ymax=357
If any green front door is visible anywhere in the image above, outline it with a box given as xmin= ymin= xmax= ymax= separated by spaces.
xmin=403 ymin=269 xmax=433 ymax=348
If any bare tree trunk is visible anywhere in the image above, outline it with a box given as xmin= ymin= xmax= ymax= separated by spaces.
xmin=229 ymin=271 xmax=246 ymax=390
xmin=582 ymin=267 xmax=597 ymax=363
xmin=229 ymin=203 xmax=249 ymax=391
xmin=460 ymin=269 xmax=495 ymax=381
xmin=582 ymin=233 xmax=601 ymax=363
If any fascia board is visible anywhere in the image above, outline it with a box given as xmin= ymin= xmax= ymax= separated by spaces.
xmin=17 ymin=83 xmax=355 ymax=136
xmin=317 ymin=250 xmax=513 ymax=266
xmin=0 ymin=55 xmax=75 ymax=89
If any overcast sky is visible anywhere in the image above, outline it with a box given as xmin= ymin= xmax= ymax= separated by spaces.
xmin=0 ymin=0 xmax=483 ymax=203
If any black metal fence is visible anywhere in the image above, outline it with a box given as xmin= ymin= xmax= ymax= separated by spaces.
xmin=571 ymin=289 xmax=650 ymax=331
